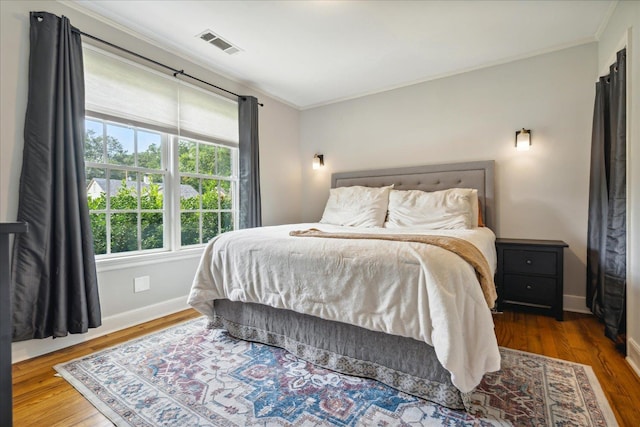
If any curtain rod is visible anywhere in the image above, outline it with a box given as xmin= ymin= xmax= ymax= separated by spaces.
xmin=75 ymin=30 xmax=264 ymax=107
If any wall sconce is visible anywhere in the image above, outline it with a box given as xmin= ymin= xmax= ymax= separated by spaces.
xmin=515 ymin=128 xmax=531 ymax=151
xmin=312 ymin=154 xmax=324 ymax=170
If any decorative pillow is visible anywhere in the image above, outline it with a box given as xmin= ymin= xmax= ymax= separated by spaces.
xmin=469 ymin=189 xmax=479 ymax=228
xmin=385 ymin=188 xmax=474 ymax=229
xmin=320 ymin=185 xmax=392 ymax=228
xmin=451 ymin=188 xmax=481 ymax=227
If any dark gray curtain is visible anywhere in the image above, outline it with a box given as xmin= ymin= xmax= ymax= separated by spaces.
xmin=12 ymin=12 xmax=101 ymax=341
xmin=586 ymin=48 xmax=626 ymax=341
xmin=238 ymin=96 xmax=262 ymax=228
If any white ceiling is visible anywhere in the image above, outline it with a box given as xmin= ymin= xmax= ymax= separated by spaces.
xmin=72 ymin=0 xmax=615 ymax=109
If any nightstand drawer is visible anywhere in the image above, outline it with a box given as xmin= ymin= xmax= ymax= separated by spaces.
xmin=502 ymin=274 xmax=556 ymax=306
xmin=503 ymin=249 xmax=556 ymax=275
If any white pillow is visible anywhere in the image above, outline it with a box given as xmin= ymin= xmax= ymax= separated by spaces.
xmin=470 ymin=189 xmax=479 ymax=228
xmin=320 ymin=185 xmax=392 ymax=228
xmin=385 ymin=188 xmax=474 ymax=229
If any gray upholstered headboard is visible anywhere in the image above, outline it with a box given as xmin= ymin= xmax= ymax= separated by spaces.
xmin=331 ymin=160 xmax=496 ymax=231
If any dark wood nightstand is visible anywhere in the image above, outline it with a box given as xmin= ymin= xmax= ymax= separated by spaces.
xmin=495 ymin=238 xmax=568 ymax=321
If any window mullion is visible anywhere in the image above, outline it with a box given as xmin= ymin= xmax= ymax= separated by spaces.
xmin=103 ymin=121 xmax=112 ymax=255
xmin=169 ymin=135 xmax=181 ymax=251
xmin=135 ymin=129 xmax=141 ymax=251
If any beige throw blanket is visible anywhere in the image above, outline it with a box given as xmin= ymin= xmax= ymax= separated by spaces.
xmin=290 ymin=228 xmax=497 ymax=308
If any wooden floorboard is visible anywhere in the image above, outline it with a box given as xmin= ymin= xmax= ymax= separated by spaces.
xmin=12 ymin=309 xmax=640 ymax=426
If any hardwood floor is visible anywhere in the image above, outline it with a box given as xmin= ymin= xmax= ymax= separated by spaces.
xmin=12 ymin=310 xmax=640 ymax=426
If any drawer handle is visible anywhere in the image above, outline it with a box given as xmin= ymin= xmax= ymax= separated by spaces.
xmin=525 ymin=259 xmax=533 ymax=265
xmin=526 ymin=283 xmax=534 ymax=290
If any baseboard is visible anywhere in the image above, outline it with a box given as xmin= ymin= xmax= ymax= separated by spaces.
xmin=563 ymin=294 xmax=591 ymax=314
xmin=627 ymin=338 xmax=640 ymax=379
xmin=11 ymin=295 xmax=191 ymax=363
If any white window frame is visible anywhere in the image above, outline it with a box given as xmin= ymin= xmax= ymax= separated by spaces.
xmin=86 ymin=116 xmax=239 ymax=268
xmin=172 ymin=136 xmax=239 ymax=250
xmin=85 ymin=117 xmax=169 ymax=258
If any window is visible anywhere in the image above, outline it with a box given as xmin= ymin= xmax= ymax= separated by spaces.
xmin=85 ymin=118 xmax=166 ymax=255
xmin=83 ymin=45 xmax=239 ymax=258
xmin=178 ymin=139 xmax=235 ymax=246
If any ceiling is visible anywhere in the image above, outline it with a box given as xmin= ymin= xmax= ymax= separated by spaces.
xmin=72 ymin=0 xmax=615 ymax=110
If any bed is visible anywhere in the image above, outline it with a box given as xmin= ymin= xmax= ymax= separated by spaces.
xmin=188 ymin=160 xmax=499 ymax=410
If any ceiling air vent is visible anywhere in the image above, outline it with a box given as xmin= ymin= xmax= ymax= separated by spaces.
xmin=197 ymin=30 xmax=241 ymax=55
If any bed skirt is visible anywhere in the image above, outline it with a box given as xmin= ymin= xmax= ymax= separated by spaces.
xmin=212 ymin=299 xmax=467 ymax=410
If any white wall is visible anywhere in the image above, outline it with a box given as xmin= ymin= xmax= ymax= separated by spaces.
xmin=1 ymin=0 xmax=301 ymax=361
xmin=597 ymin=0 xmax=640 ymax=377
xmin=300 ymin=43 xmax=598 ymax=308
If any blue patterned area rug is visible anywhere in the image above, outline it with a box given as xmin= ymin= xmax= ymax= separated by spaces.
xmin=54 ymin=317 xmax=618 ymax=426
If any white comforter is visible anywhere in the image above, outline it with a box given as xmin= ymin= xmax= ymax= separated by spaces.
xmin=188 ymin=223 xmax=501 ymax=393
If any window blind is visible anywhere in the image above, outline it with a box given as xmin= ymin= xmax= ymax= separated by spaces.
xmin=83 ymin=45 xmax=239 ymax=146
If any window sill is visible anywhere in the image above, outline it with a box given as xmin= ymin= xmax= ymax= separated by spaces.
xmin=95 ymin=247 xmax=205 ymax=273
